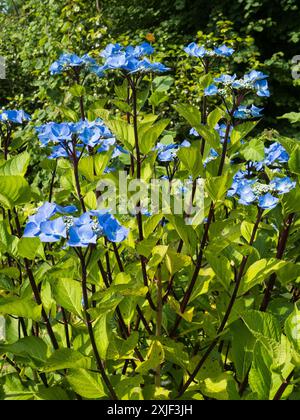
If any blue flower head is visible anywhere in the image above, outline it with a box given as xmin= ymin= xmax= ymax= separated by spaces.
xmin=99 ymin=43 xmax=169 ymax=74
xmin=0 ymin=110 xmax=31 ymax=124
xmin=184 ymin=42 xmax=234 ymax=58
xmin=270 ymin=177 xmax=296 ymax=194
xmin=39 ymin=218 xmax=67 ymax=243
xmin=23 ymin=202 xmax=77 ymax=239
xmin=204 ymin=84 xmax=219 ymax=96
xmin=50 ymin=53 xmax=100 ymax=76
xmin=234 ymin=105 xmax=264 ymax=120
xmin=258 ymin=193 xmax=279 ymax=210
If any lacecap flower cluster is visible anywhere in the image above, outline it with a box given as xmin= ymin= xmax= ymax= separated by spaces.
xmin=184 ymin=43 xmax=234 ymax=58
xmin=36 ymin=119 xmax=126 ymax=160
xmin=50 ymin=43 xmax=170 ymax=77
xmin=0 ymin=110 xmax=31 ymax=124
xmin=23 ymin=202 xmax=129 ymax=246
xmin=205 ymin=71 xmax=270 ymax=98
xmin=228 ymin=142 xmax=295 ymax=210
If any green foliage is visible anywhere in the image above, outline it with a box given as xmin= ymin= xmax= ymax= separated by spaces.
xmin=0 ymin=0 xmax=299 ymax=403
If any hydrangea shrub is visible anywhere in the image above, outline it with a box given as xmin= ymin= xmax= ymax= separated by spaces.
xmin=0 ymin=40 xmax=299 ymax=401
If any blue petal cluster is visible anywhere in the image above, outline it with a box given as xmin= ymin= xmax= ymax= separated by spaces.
xmin=36 ymin=119 xmax=118 ymax=159
xmin=228 ymin=161 xmax=296 ymax=211
xmin=0 ymin=110 xmax=31 ymax=124
xmin=50 ymin=53 xmax=101 ymax=76
xmin=233 ymin=105 xmax=264 ymax=119
xmin=24 ymin=203 xmax=129 ymax=246
xmin=184 ymin=43 xmax=234 ymax=58
xmin=155 ymin=140 xmax=191 ymax=162
xmin=98 ymin=43 xmax=170 ymax=74
xmin=205 ymin=70 xmax=270 ymax=97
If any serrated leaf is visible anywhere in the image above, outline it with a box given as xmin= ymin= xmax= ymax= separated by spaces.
xmin=52 ymin=278 xmax=82 ymax=317
xmin=66 ymin=369 xmax=106 ymax=399
xmin=42 ymin=349 xmax=91 ymax=372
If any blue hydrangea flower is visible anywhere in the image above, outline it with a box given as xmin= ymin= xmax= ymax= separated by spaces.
xmin=91 ymin=211 xmax=129 ymax=243
xmin=270 ymin=177 xmax=296 ymax=194
xmin=190 ymin=127 xmax=199 ymax=137
xmin=23 ymin=202 xmax=77 ymax=238
xmin=214 ymin=45 xmax=235 ymax=57
xmin=184 ymin=43 xmax=207 ymax=58
xmin=264 ymin=142 xmax=289 ymax=165
xmin=50 ymin=53 xmax=100 ymax=76
xmin=0 ymin=110 xmax=31 ymax=124
xmin=214 ymin=74 xmax=237 ymax=85
xmin=205 ymin=71 xmax=270 ymax=98
xmin=238 ymin=185 xmax=257 ymax=205
xmin=36 ymin=119 xmax=115 ymax=158
xmin=99 ymin=43 xmax=169 ymax=74
xmin=184 ymin=42 xmax=234 ymax=58
xmin=39 ymin=218 xmax=67 ymax=243
xmin=67 ymin=223 xmax=97 ymax=247
xmin=234 ymin=105 xmax=264 ymax=119
xmin=204 ymin=84 xmax=219 ymax=96
xmin=24 ymin=205 xmax=129 ymax=246
xmin=155 ymin=140 xmax=191 ymax=162
xmin=255 ymin=79 xmax=270 ymax=97
xmin=258 ymin=193 xmax=279 ymax=210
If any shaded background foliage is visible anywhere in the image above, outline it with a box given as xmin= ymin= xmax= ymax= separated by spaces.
xmin=1 ymin=0 xmax=300 ymax=133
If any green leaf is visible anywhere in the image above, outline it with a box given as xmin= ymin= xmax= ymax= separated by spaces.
xmin=230 ymin=320 xmax=256 ymax=382
xmin=69 ymin=83 xmax=86 ymax=97
xmin=93 ymin=312 xmax=113 ymax=360
xmin=42 ymin=349 xmax=91 ymax=372
xmin=279 ymin=112 xmax=300 ymax=124
xmin=241 ymin=221 xmax=255 ymax=243
xmin=282 ymin=186 xmax=300 ymax=215
xmin=18 ymin=237 xmax=45 ymax=260
xmin=200 ymin=373 xmax=239 ymax=400
xmin=52 ymin=278 xmax=82 ymax=317
xmin=289 ymin=147 xmax=300 ymax=175
xmin=66 ymin=369 xmax=106 ymax=399
xmin=207 ymin=107 xmax=225 ymax=129
xmin=0 ymin=176 xmax=31 ymax=209
xmin=136 ymin=340 xmax=164 ymax=374
xmin=285 ymin=305 xmax=300 ymax=355
xmin=165 ymin=250 xmax=191 ymax=276
xmin=166 ymin=215 xmax=197 ymax=254
xmin=241 ymin=138 xmax=265 ymax=162
xmin=206 ymin=173 xmax=232 ymax=202
xmin=0 ymin=297 xmax=42 ymax=321
xmin=149 ymin=91 xmax=169 ymax=107
xmin=230 ymin=121 xmax=259 ymax=146
xmin=240 ymin=259 xmax=288 ymax=294
xmin=177 ymin=140 xmax=203 ymax=178
xmin=35 ymin=386 xmax=69 ymax=401
xmin=206 ymin=253 xmax=233 ymax=291
xmin=0 ymin=152 xmax=30 ymax=176
xmin=144 ymin=214 xmax=162 ymax=239
xmin=241 ymin=310 xmax=281 ymax=354
xmin=105 ymin=117 xmax=135 ymax=150
xmin=173 ymin=103 xmax=201 ymax=131
xmin=0 ymin=337 xmax=48 ymax=366
xmin=153 ymin=76 xmax=174 ymax=92
xmin=249 ymin=342 xmax=272 ymax=400
xmin=139 ymin=119 xmax=170 ymax=154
